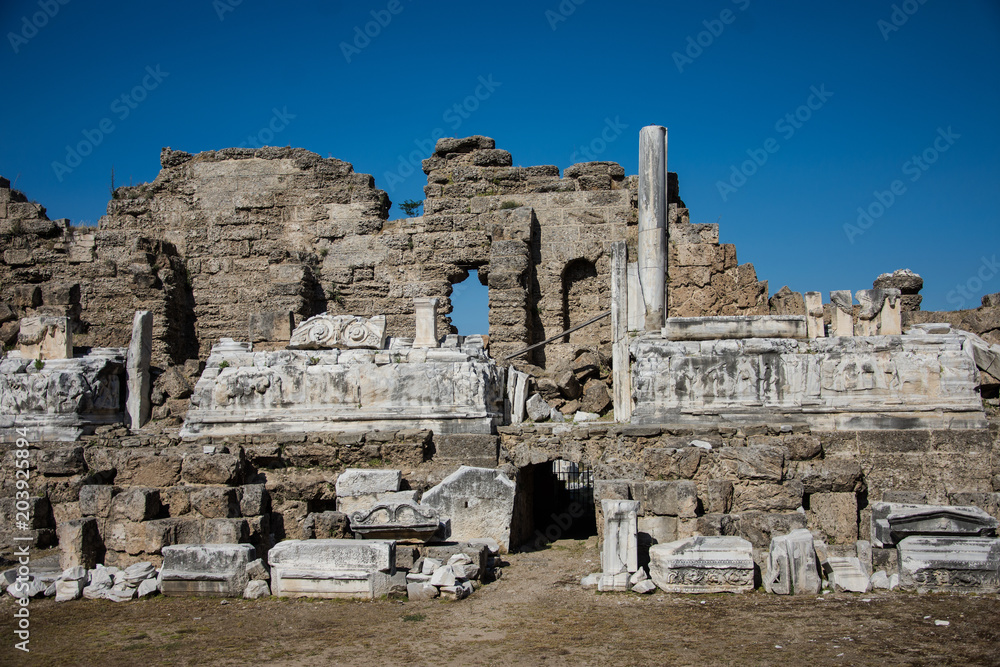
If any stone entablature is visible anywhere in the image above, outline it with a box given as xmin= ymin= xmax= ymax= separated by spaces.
xmin=630 ymin=332 xmax=985 ymax=430
xmin=180 ymin=338 xmax=504 ymax=438
xmin=0 ymin=348 xmax=126 ymax=441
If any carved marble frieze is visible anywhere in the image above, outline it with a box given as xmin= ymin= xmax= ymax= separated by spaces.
xmin=288 ymin=314 xmax=387 ymax=350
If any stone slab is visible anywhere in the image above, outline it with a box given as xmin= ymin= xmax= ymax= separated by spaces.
xmin=421 ymin=466 xmax=515 ymax=552
xmin=630 ymin=333 xmax=986 ymax=430
xmin=335 ymin=469 xmax=401 ymax=497
xmin=160 ymin=544 xmax=256 ymax=598
xmin=268 ymin=539 xmax=395 ymax=599
xmin=897 ymin=536 xmax=1000 ymax=593
xmin=870 ymin=502 xmax=998 ymax=548
xmin=662 ymin=316 xmax=807 ymax=341
xmin=648 ymin=536 xmax=754 ymax=593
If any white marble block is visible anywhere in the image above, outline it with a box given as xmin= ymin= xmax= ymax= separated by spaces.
xmin=804 ymin=291 xmax=825 ymax=338
xmin=599 ymin=499 xmax=639 ymax=591
xmin=830 ymin=290 xmax=854 ymax=337
xmin=764 ymin=528 xmax=821 ymax=595
xmin=649 ymin=536 xmax=754 ymax=594
xmin=421 ymin=466 xmax=516 ymax=552
xmin=160 ymin=543 xmax=256 ymax=597
xmin=870 ymin=502 xmax=998 ymax=548
xmin=898 ymin=536 xmax=1000 ymax=593
xmin=413 ymin=297 xmax=440 ymax=348
xmin=268 ymin=539 xmax=396 ymax=599
xmin=18 ymin=316 xmax=73 ymax=360
xmin=126 ymin=311 xmax=153 ymax=430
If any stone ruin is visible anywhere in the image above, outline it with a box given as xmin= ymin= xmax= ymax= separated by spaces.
xmin=2 ymin=127 xmax=1000 ymax=603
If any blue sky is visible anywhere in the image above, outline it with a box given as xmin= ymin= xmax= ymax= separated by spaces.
xmin=2 ymin=0 xmax=999 ymax=335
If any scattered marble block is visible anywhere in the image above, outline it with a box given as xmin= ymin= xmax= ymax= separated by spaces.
xmin=871 ymin=502 xmax=998 ymax=547
xmin=649 ymin=536 xmax=755 ymax=594
xmin=243 ymin=580 xmax=270 ymax=599
xmin=898 ymin=536 xmax=1000 ymax=593
xmin=580 ymin=573 xmax=601 ymax=589
xmin=407 ymin=582 xmax=439 ymax=600
xmin=268 ymin=539 xmax=395 ymax=599
xmin=632 ymin=580 xmax=657 ymax=594
xmin=54 ymin=579 xmax=84 ymax=602
xmin=764 ymin=529 xmax=821 ymax=595
xmin=422 ymin=466 xmax=516 ymax=552
xmin=823 ymin=556 xmax=870 ymax=593
xmin=160 ymin=544 xmax=256 ymax=597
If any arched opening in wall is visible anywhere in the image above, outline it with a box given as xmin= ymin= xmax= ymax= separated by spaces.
xmin=561 ymin=259 xmax=600 ymax=344
xmin=512 ymin=459 xmax=596 ymax=551
xmin=449 ymin=268 xmax=489 ymax=336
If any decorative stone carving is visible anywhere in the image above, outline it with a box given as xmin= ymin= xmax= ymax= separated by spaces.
xmin=898 ymin=536 xmax=1000 ymax=593
xmin=649 ymin=536 xmax=755 ymax=594
xmin=0 ymin=349 xmax=126 ymax=441
xmin=180 ymin=344 xmax=503 ymax=438
xmin=630 ymin=332 xmax=986 ymax=430
xmin=268 ymin=539 xmax=395 ymax=599
xmin=662 ymin=316 xmax=806 ymax=341
xmin=412 ymin=298 xmax=439 ymax=348
xmin=17 ymin=316 xmax=72 ymax=360
xmin=829 ymin=290 xmax=854 ymax=337
xmin=804 ymin=292 xmax=825 ymax=339
xmin=349 ymin=501 xmax=441 ymax=541
xmin=288 ymin=313 xmax=386 ymax=350
xmin=160 ymin=544 xmax=256 ymax=597
xmin=764 ymin=528 xmax=821 ymax=595
xmin=870 ymin=502 xmax=998 ymax=548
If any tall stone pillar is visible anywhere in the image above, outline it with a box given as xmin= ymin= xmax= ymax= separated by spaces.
xmin=638 ymin=125 xmax=667 ymax=331
xmin=126 ymin=311 xmax=153 ymax=430
xmin=610 ymin=241 xmax=631 ymax=422
xmin=830 ymin=291 xmax=854 ymax=337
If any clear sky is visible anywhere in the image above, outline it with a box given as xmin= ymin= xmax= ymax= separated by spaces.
xmin=2 ymin=0 xmax=999 ymax=335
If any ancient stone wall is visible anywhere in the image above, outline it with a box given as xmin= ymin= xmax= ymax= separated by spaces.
xmin=500 ymin=417 xmax=1000 ymax=553
xmin=3 ymin=135 xmax=774 ymax=375
xmin=0 ymin=177 xmax=194 ymax=367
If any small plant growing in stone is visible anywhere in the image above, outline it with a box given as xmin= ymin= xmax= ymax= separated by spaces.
xmin=400 ymin=199 xmax=423 ymax=217
xmin=307 ymin=356 xmax=320 ymax=366
xmin=500 ymin=201 xmax=521 ymax=210
xmin=319 ymin=248 xmax=329 ymax=258
xmin=34 ymin=358 xmax=44 ymax=370
xmin=218 ymin=360 xmax=230 ymax=369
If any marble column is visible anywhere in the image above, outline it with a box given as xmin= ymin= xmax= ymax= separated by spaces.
xmin=638 ymin=125 xmax=667 ymax=331
xmin=126 ymin=311 xmax=152 ymax=430
xmin=611 ymin=241 xmax=632 ymax=422
xmin=599 ymin=499 xmax=639 ymax=591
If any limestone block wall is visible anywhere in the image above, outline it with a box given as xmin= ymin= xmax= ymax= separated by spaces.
xmin=0 ymin=428 xmax=500 ymax=565
xmin=499 ymin=418 xmax=1000 ymax=553
xmin=0 ymin=177 xmax=194 ymax=367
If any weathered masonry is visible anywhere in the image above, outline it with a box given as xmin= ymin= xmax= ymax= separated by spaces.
xmin=1 ymin=127 xmax=999 ymax=601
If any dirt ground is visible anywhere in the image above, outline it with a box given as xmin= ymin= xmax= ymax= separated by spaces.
xmin=2 ymin=537 xmax=999 ymax=667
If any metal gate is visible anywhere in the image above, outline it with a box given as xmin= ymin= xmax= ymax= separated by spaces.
xmin=552 ymin=459 xmax=594 ymax=507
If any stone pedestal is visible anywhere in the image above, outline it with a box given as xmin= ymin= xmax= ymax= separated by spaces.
xmin=422 ymin=466 xmax=516 ymax=552
xmin=413 ymin=298 xmax=440 ymax=348
xmin=649 ymin=536 xmax=755 ymax=593
xmin=599 ymin=499 xmax=639 ymax=591
xmin=870 ymin=502 xmax=998 ymax=548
